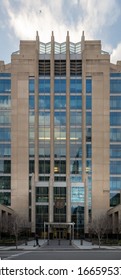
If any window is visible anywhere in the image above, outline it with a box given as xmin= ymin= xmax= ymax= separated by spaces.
xmin=54 ymin=79 xmax=66 ymax=93
xmin=36 ymin=187 xmax=48 ymax=202
xmin=0 ymin=96 xmax=11 ymax=109
xmin=39 ymin=79 xmax=50 ymax=93
xmin=0 ymin=144 xmax=11 ymax=157
xmin=29 ymin=96 xmax=35 ymax=109
xmin=29 ymin=79 xmax=35 ymax=93
xmin=0 ymin=176 xmax=11 ymax=189
xmin=110 ymin=79 xmax=121 ymax=93
xmin=110 ymin=112 xmax=121 ymax=126
xmin=29 ymin=160 xmax=34 ymax=173
xmin=110 ymin=128 xmax=121 ymax=142
xmin=0 ymin=128 xmax=11 ymax=141
xmin=0 ymin=111 xmax=11 ymax=125
xmin=54 ymin=96 xmax=66 ymax=109
xmin=110 ymin=161 xmax=121 ymax=174
xmin=39 ymin=95 xmax=50 ymax=109
xmin=39 ymin=160 xmax=50 ymax=174
xmin=86 ymin=96 xmax=91 ymax=109
xmin=0 ymin=192 xmax=11 ymax=205
xmin=70 ymin=96 xmax=82 ymax=109
xmin=0 ymin=80 xmax=11 ymax=93
xmin=86 ymin=79 xmax=92 ymax=93
xmin=70 ymin=79 xmax=82 ymax=93
xmin=110 ymin=96 xmax=121 ymax=109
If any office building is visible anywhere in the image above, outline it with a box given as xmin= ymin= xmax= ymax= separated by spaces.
xmin=0 ymin=31 xmax=121 ymax=237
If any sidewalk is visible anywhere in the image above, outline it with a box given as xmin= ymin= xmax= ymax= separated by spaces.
xmin=0 ymin=239 xmax=121 ymax=250
xmin=73 ymin=239 xmax=121 ymax=250
xmin=0 ymin=239 xmax=46 ymax=251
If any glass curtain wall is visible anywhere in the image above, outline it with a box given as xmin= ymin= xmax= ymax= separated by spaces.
xmin=70 ymin=78 xmax=82 ymax=237
xmin=54 ymin=78 xmax=66 ymax=222
xmin=71 ymin=77 xmax=92 ymax=237
xmin=110 ymin=74 xmax=121 ymax=206
xmin=0 ymin=74 xmax=11 ymax=205
xmin=36 ymin=78 xmax=50 ymax=233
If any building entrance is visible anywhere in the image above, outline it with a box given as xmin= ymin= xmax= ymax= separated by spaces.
xmin=53 ymin=228 xmax=67 ymax=239
xmin=44 ymin=222 xmax=75 ymax=241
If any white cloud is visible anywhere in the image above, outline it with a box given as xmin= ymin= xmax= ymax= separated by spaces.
xmin=2 ymin=0 xmax=121 ymax=63
xmin=111 ymin=43 xmax=121 ymax=63
xmin=3 ymin=0 xmax=120 ymax=40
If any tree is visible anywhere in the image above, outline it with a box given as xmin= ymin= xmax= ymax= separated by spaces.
xmin=8 ymin=213 xmax=30 ymax=249
xmin=88 ymin=214 xmax=110 ymax=248
xmin=0 ymin=213 xmax=8 ymax=240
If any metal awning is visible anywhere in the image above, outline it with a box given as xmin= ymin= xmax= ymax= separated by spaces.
xmin=44 ymin=222 xmax=75 ymax=241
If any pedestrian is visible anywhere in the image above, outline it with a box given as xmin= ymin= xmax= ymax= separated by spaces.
xmin=35 ymin=234 xmax=40 ymax=246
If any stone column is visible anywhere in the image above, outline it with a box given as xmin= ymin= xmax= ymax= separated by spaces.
xmin=84 ymin=173 xmax=89 ymax=234
xmin=66 ymin=31 xmax=71 ymax=223
xmin=81 ymin=31 xmax=86 ymax=184
xmin=81 ymin=32 xmax=88 ymax=233
xmin=49 ymin=31 xmax=55 ymax=223
xmin=34 ymin=32 xmax=39 ymax=181
xmin=31 ymin=173 xmax=36 ymax=233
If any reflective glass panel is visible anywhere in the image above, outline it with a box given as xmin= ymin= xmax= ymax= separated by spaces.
xmin=70 ymin=96 xmax=82 ymax=109
xmin=39 ymin=95 xmax=50 ymax=109
xmin=70 ymin=112 xmax=81 ymax=125
xmin=70 ymin=79 xmax=82 ymax=93
xmin=0 ymin=80 xmax=11 ymax=93
xmin=86 ymin=144 xmax=92 ymax=158
xmin=0 ymin=176 xmax=11 ymax=189
xmin=70 ymin=160 xmax=82 ymax=174
xmin=0 ymin=128 xmax=11 ymax=141
xmin=110 ymin=128 xmax=121 ymax=142
xmin=54 ymin=160 xmax=66 ymax=174
xmin=39 ymin=112 xmax=50 ymax=126
xmin=0 ymin=96 xmax=11 ymax=109
xmin=29 ymin=96 xmax=35 ymax=109
xmin=54 ymin=79 xmax=66 ymax=93
xmin=0 ymin=111 xmax=11 ymax=125
xmin=29 ymin=111 xmax=35 ymax=124
xmin=86 ymin=128 xmax=91 ymax=142
xmin=110 ymin=145 xmax=121 ymax=158
xmin=39 ymin=79 xmax=50 ymax=93
xmin=0 ymin=144 xmax=11 ymax=157
xmin=110 ymin=177 xmax=121 ymax=190
xmin=86 ymin=112 xmax=92 ymax=126
xmin=54 ymin=112 xmax=66 ymax=126
xmin=70 ymin=145 xmax=82 ymax=158
xmin=110 ymin=112 xmax=121 ymax=126
xmin=110 ymin=96 xmax=121 ymax=109
xmin=71 ymin=186 xmax=84 ymax=203
xmin=86 ymin=79 xmax=92 ymax=93
xmin=0 ymin=192 xmax=11 ymax=205
xmin=86 ymin=95 xmax=91 ymax=109
xmin=29 ymin=79 xmax=35 ymax=93
xmin=110 ymin=79 xmax=121 ymax=93
xmin=0 ymin=160 xmax=11 ymax=173
xmin=110 ymin=161 xmax=121 ymax=174
xmin=110 ymin=192 xmax=120 ymax=206
xmin=54 ymin=96 xmax=66 ymax=109
xmin=39 ymin=160 xmax=50 ymax=174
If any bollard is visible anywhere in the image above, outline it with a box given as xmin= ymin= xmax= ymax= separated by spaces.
xmin=69 ymin=239 xmax=72 ymax=245
xmin=80 ymin=239 xmax=83 ymax=245
xmin=47 ymin=239 xmax=49 ymax=245
xmin=25 ymin=239 xmax=28 ymax=246
xmin=58 ymin=239 xmax=60 ymax=245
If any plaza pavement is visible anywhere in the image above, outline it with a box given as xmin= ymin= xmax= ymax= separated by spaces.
xmin=0 ymin=239 xmax=121 ymax=251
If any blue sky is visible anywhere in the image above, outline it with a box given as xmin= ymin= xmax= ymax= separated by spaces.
xmin=0 ymin=0 xmax=121 ymax=63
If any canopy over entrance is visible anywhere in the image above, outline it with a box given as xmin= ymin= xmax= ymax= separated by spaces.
xmin=44 ymin=222 xmax=75 ymax=240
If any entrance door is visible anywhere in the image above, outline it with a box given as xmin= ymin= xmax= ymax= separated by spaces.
xmin=53 ymin=228 xmax=67 ymax=239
